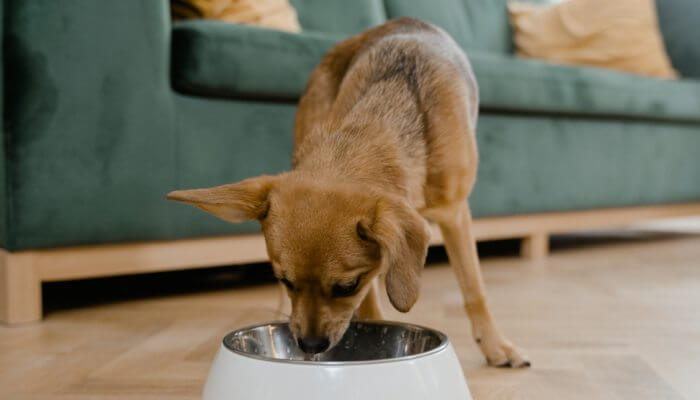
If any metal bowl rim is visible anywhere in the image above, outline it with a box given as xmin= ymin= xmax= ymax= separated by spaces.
xmin=221 ymin=320 xmax=450 ymax=366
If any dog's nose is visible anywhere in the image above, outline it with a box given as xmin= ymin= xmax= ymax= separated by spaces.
xmin=297 ymin=336 xmax=330 ymax=354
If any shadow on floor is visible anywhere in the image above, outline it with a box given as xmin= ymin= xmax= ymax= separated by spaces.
xmin=550 ymin=230 xmax=698 ymax=251
xmin=42 ymin=230 xmax=697 ymax=316
xmin=42 ymin=263 xmax=277 ymax=315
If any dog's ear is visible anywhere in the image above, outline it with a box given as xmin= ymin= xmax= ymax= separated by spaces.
xmin=362 ymin=197 xmax=430 ymax=312
xmin=166 ymin=175 xmax=278 ymax=223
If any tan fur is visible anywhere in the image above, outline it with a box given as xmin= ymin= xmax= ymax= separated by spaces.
xmin=167 ymin=17 xmax=528 ymax=367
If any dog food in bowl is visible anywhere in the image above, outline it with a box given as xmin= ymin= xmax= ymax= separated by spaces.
xmin=203 ymin=321 xmax=472 ymax=400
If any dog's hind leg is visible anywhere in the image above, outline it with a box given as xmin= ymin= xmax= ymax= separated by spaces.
xmin=433 ymin=202 xmax=530 ymax=368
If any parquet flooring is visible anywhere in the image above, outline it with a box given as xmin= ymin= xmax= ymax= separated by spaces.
xmin=2 ymin=228 xmax=699 ymax=399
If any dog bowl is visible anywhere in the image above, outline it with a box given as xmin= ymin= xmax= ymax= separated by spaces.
xmin=203 ymin=321 xmax=472 ymax=400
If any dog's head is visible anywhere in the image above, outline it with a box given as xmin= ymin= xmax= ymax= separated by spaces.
xmin=167 ymin=174 xmax=429 ymax=353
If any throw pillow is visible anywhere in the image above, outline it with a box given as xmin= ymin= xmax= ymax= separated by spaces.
xmin=172 ymin=0 xmax=302 ymax=33
xmin=508 ymin=0 xmax=677 ymax=79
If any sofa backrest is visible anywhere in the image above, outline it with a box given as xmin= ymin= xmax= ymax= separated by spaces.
xmin=384 ymin=0 xmax=549 ymax=54
xmin=289 ymin=0 xmax=387 ymax=35
xmin=291 ymin=0 xmax=551 ymax=54
xmin=656 ymin=0 xmax=700 ymax=79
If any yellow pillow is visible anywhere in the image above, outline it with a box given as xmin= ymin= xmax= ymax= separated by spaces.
xmin=508 ymin=0 xmax=677 ymax=79
xmin=172 ymin=0 xmax=302 ymax=33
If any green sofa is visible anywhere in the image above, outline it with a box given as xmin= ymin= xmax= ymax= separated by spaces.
xmin=2 ymin=0 xmax=699 ymax=322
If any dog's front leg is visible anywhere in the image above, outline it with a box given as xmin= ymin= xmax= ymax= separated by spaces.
xmin=354 ymin=279 xmax=384 ymax=320
xmin=436 ymin=202 xmax=530 ymax=368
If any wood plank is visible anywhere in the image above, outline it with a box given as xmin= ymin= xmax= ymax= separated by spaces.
xmin=579 ymin=354 xmax=685 ymax=399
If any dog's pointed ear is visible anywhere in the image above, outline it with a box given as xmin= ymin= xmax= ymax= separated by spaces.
xmin=362 ymin=197 xmax=430 ymax=312
xmin=166 ymin=175 xmax=278 ymax=223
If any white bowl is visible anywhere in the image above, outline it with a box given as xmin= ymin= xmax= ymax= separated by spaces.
xmin=203 ymin=321 xmax=472 ymax=400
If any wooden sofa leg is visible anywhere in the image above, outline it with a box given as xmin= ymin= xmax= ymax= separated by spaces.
xmin=520 ymin=232 xmax=549 ymax=260
xmin=0 ymin=251 xmax=42 ymax=325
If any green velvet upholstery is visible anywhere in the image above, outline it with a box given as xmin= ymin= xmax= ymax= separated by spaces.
xmin=472 ymin=52 xmax=700 ymax=122
xmin=471 ymin=115 xmax=700 ymax=216
xmin=0 ymin=0 xmax=7 ymax=247
xmin=172 ymin=21 xmax=342 ymax=100
xmin=383 ymin=0 xmax=511 ymax=53
xmin=172 ymin=30 xmax=700 ymax=122
xmin=382 ymin=0 xmax=550 ymax=54
xmin=289 ymin=0 xmax=386 ymax=34
xmin=169 ymin=94 xmax=296 ymax=241
xmin=4 ymin=0 xmax=176 ymax=250
xmin=656 ymin=0 xmax=700 ymax=79
xmin=2 ymin=0 xmax=700 ymax=251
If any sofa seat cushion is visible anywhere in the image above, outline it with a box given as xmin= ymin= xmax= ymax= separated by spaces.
xmin=472 ymin=53 xmax=700 ymax=122
xmin=172 ymin=21 xmax=700 ymax=122
xmin=172 ymin=20 xmax=342 ymax=100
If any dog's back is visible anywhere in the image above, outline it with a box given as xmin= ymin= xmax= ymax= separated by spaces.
xmin=294 ymin=17 xmax=479 ymax=210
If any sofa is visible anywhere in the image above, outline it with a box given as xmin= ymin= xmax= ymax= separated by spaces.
xmin=2 ymin=0 xmax=699 ymax=324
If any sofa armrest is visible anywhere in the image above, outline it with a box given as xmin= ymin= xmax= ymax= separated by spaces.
xmin=2 ymin=0 xmax=177 ymax=250
xmin=172 ymin=21 xmax=344 ymax=101
xmin=0 ymin=0 xmax=7 ymax=248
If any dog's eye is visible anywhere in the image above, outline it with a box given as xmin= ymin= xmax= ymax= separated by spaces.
xmin=356 ymin=221 xmax=371 ymax=241
xmin=259 ymin=203 xmax=270 ymax=220
xmin=280 ymin=277 xmax=295 ymax=291
xmin=332 ymin=278 xmax=360 ymax=298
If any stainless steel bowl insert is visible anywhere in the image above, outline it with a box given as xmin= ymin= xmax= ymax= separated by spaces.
xmin=223 ymin=321 xmax=448 ymax=364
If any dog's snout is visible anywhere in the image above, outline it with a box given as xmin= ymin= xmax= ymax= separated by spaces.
xmin=297 ymin=336 xmax=330 ymax=354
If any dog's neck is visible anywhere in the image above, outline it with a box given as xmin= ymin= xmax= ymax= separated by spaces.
xmin=293 ymin=119 xmax=409 ymax=197
xmin=293 ymin=80 xmax=427 ymax=205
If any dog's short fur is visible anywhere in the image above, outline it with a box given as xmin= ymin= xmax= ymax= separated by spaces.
xmin=168 ymin=18 xmax=529 ymax=367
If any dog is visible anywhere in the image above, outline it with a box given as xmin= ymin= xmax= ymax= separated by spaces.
xmin=168 ymin=17 xmax=529 ymax=367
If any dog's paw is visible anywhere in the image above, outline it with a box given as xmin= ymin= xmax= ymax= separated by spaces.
xmin=477 ymin=336 xmax=530 ymax=368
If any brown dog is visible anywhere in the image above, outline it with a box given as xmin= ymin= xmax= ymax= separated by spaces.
xmin=168 ymin=17 xmax=528 ymax=367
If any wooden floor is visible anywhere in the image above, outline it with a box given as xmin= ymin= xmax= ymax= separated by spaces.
xmin=2 ymin=228 xmax=700 ymax=399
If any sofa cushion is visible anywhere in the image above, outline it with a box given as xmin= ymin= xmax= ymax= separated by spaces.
xmin=289 ymin=0 xmax=386 ymax=35
xmin=172 ymin=20 xmax=342 ymax=100
xmin=383 ymin=0 xmax=550 ymax=54
xmin=472 ymin=52 xmax=700 ymax=122
xmin=656 ymin=0 xmax=700 ymax=79
xmin=383 ymin=0 xmax=512 ymax=54
xmin=172 ymin=23 xmax=700 ymax=122
xmin=508 ymin=0 xmax=677 ymax=79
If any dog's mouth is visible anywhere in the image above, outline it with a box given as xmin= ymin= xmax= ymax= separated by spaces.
xmin=293 ymin=320 xmax=351 ymax=356
xmin=325 ymin=320 xmax=351 ymax=352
